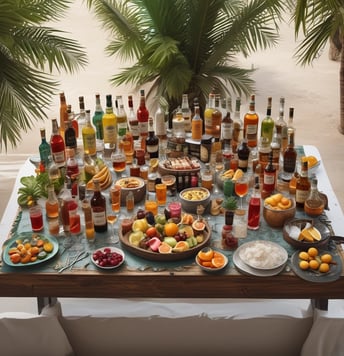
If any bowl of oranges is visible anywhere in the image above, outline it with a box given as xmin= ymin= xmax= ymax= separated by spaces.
xmin=196 ymin=248 xmax=228 ymax=273
xmin=263 ymin=193 xmax=296 ymax=228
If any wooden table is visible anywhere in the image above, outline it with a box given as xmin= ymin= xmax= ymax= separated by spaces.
xmin=1 ymin=145 xmax=343 ymax=313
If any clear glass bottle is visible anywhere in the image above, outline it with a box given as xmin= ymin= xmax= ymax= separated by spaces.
xmin=58 ymin=182 xmax=72 ymax=233
xmin=201 ymin=163 xmax=213 ymax=191
xmin=260 ymin=96 xmax=274 ymax=145
xmin=172 ymin=107 xmax=185 ymax=139
xmin=39 ymin=128 xmax=51 ymax=169
xmin=116 ymin=96 xmax=128 ymax=139
xmin=248 ymin=176 xmax=261 ymax=230
xmin=77 ymin=96 xmax=86 ymax=135
xmin=304 ymin=178 xmax=325 ymax=217
xmin=45 ymin=184 xmax=59 ymax=219
xmin=50 ymin=118 xmax=66 ymax=168
xmin=92 ymin=93 xmax=104 ymax=141
xmin=82 ymin=109 xmax=96 ymax=155
xmin=287 ymin=107 xmax=295 ymax=143
xmin=232 ymin=97 xmax=243 ymax=153
xmin=66 ymin=148 xmax=79 ymax=198
xmin=275 ymin=97 xmax=288 ymax=153
xmin=295 ymin=160 xmax=311 ymax=208
xmin=155 ymin=104 xmax=167 ymax=140
xmin=82 ymin=198 xmax=95 ymax=242
xmin=90 ymin=178 xmax=107 ymax=232
xmin=128 ymin=95 xmax=139 ymax=140
xmin=243 ymin=94 xmax=259 ymax=148
xmin=181 ymin=94 xmax=192 ymax=133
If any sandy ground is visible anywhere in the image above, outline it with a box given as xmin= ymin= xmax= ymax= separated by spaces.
xmin=1 ymin=1 xmax=343 ymax=219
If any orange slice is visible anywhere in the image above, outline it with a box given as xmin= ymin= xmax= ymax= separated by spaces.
xmin=211 ymin=252 xmax=226 ymax=268
xmin=197 ymin=248 xmax=214 ymax=261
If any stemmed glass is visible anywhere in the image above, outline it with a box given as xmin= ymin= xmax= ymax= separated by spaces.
xmin=234 ymin=176 xmax=249 ymax=209
xmin=107 ymin=214 xmax=119 ymax=244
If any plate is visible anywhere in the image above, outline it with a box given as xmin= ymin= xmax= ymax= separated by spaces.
xmin=91 ymin=246 xmax=125 ymax=270
xmin=237 ymin=240 xmax=288 ymax=271
xmin=290 ymin=249 xmax=342 ymax=283
xmin=2 ymin=232 xmax=59 ymax=267
xmin=195 ymin=249 xmax=228 ymax=273
xmin=233 ymin=245 xmax=287 ymax=277
xmin=119 ymin=222 xmax=211 ymax=261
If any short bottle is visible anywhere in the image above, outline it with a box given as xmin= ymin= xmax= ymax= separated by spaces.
xmin=221 ymin=211 xmax=237 ymax=250
xmin=248 ymin=176 xmax=261 ymax=230
xmin=304 ymin=178 xmax=325 ymax=217
xmin=262 ymin=151 xmax=276 ymax=198
xmin=90 ymin=178 xmax=107 ymax=232
xmin=243 ymin=94 xmax=259 ymax=148
xmin=145 ymin=117 xmax=159 ymax=158
xmin=237 ymin=138 xmax=250 ymax=172
xmin=45 ymin=184 xmax=59 ymax=219
xmin=201 ymin=163 xmax=213 ymax=191
xmin=295 ymin=160 xmax=311 ymax=208
xmin=172 ymin=107 xmax=185 ymax=139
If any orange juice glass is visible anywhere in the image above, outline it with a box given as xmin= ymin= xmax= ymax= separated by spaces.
xmin=145 ymin=200 xmax=158 ymax=215
xmin=110 ymin=185 xmax=121 ymax=212
xmin=155 ymin=183 xmax=167 ymax=205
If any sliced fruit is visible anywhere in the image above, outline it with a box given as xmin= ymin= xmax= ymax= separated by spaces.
xmin=302 ymin=155 xmax=318 ymax=168
xmin=186 ymin=236 xmax=197 ymax=248
xmin=129 ymin=231 xmax=145 ymax=246
xmin=148 ymin=237 xmax=162 ymax=252
xmin=195 ymin=234 xmax=204 ymax=243
xmin=178 ymin=225 xmax=194 ymax=238
xmin=232 ymin=169 xmax=244 ymax=181
xmin=197 ymin=248 xmax=214 ymax=261
xmin=132 ymin=218 xmax=149 ymax=232
xmin=158 ymin=242 xmax=172 ymax=254
xmin=163 ymin=236 xmax=177 ymax=248
xmin=172 ymin=241 xmax=190 ymax=252
xmin=211 ymin=252 xmax=226 ymax=268
xmin=192 ymin=220 xmax=206 ymax=232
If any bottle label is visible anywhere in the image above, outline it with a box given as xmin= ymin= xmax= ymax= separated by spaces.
xmin=84 ymin=135 xmax=96 ymax=151
xmin=52 ymin=151 xmax=65 ymax=165
xmin=117 ymin=122 xmax=127 ymax=137
xmin=263 ymin=173 xmax=275 ymax=185
xmin=146 ymin=144 xmax=159 ymax=153
xmin=296 ymin=189 xmax=309 ymax=204
xmin=192 ymin=121 xmax=202 ymax=140
xmin=103 ymin=125 xmax=116 ymax=143
xmin=92 ymin=209 xmax=106 ymax=226
xmin=246 ymin=124 xmax=257 ymax=135
xmin=130 ymin=121 xmax=139 ymax=138
xmin=221 ymin=123 xmax=233 ymax=140
xmin=283 ymin=155 xmax=296 ymax=173
xmin=238 ymin=159 xmax=248 ymax=169
xmin=138 ymin=121 xmax=148 ymax=136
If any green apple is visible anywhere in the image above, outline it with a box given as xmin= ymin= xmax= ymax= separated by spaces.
xmin=163 ymin=236 xmax=177 ymax=248
xmin=186 ymin=236 xmax=197 ymax=248
xmin=155 ymin=214 xmax=166 ymax=225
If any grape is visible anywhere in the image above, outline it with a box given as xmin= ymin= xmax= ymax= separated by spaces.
xmin=93 ymin=249 xmax=123 ymax=267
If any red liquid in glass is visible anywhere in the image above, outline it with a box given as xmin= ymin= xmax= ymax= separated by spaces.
xmin=30 ymin=213 xmax=43 ymax=232
xmin=248 ymin=197 xmax=260 ymax=230
xmin=235 ymin=182 xmax=248 ymax=197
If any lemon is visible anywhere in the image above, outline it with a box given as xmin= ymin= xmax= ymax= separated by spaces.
xmin=132 ymin=218 xmax=149 ymax=232
xmin=128 ymin=231 xmax=144 ymax=246
xmin=232 ymin=169 xmax=244 ymax=181
xmin=149 ymin=158 xmax=159 ymax=171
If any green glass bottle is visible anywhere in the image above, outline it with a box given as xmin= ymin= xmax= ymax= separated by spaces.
xmin=39 ymin=128 xmax=51 ymax=168
xmin=92 ymin=93 xmax=104 ymax=140
xmin=260 ymin=97 xmax=274 ymax=145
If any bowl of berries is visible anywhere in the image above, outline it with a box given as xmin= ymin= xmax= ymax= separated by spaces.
xmin=91 ymin=246 xmax=125 ymax=269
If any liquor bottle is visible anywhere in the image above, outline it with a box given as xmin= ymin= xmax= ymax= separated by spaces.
xmin=66 ymin=148 xmax=79 ymax=198
xmin=77 ymin=96 xmax=86 ymax=136
xmin=204 ymin=93 xmax=216 ymax=136
xmin=295 ymin=160 xmax=311 ymax=208
xmin=39 ymin=128 xmax=51 ymax=169
xmin=82 ymin=109 xmax=96 ymax=155
xmin=116 ymin=96 xmax=127 ymax=139
xmin=248 ymin=176 xmax=261 ymax=230
xmin=260 ymin=96 xmax=274 ymax=144
xmin=287 ymin=107 xmax=295 ymax=142
xmin=181 ymin=94 xmax=192 ymax=133
xmin=50 ymin=118 xmax=66 ymax=168
xmin=145 ymin=117 xmax=159 ymax=159
xmin=137 ymin=89 xmax=149 ymax=138
xmin=281 ymin=129 xmax=297 ymax=181
xmin=59 ymin=92 xmax=68 ymax=139
xmin=128 ymin=95 xmax=139 ymax=140
xmin=201 ymin=163 xmax=213 ymax=191
xmin=155 ymin=104 xmax=167 ymax=140
xmin=243 ymin=94 xmax=259 ymax=148
xmin=45 ymin=184 xmax=59 ymax=219
xmin=90 ymin=178 xmax=107 ymax=232
xmin=102 ymin=94 xmax=117 ymax=149
xmin=92 ymin=93 xmax=104 ymax=140
xmin=64 ymin=106 xmax=77 ymax=150
xmin=258 ymin=136 xmax=271 ymax=178
xmin=82 ymin=198 xmax=95 ymax=241
xmin=270 ymin=127 xmax=281 ymax=173
xmin=262 ymin=151 xmax=276 ymax=198
xmin=191 ymin=105 xmax=203 ymax=140
xmin=232 ymin=97 xmax=243 ymax=152
xmin=47 ymin=155 xmax=61 ymax=186
xmin=275 ymin=97 xmax=288 ymax=153
xmin=172 ymin=108 xmax=185 ymax=139
xmin=221 ymin=97 xmax=233 ymax=148
xmin=58 ymin=182 xmax=72 ymax=233
xmin=304 ymin=178 xmax=325 ymax=217
xmin=210 ymin=94 xmax=222 ymax=139
xmin=237 ymin=138 xmax=250 ymax=172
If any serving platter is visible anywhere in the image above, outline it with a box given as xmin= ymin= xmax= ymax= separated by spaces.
xmin=2 ymin=232 xmax=59 ymax=267
xmin=119 ymin=221 xmax=211 ymax=262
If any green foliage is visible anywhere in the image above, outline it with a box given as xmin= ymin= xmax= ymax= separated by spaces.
xmin=0 ymin=0 xmax=88 ymax=151
xmin=222 ymin=196 xmax=238 ymax=211
xmin=87 ymin=0 xmax=285 ymax=113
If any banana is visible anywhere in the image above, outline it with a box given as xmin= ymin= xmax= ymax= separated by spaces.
xmin=86 ymin=166 xmax=112 ymax=191
xmin=93 ymin=166 xmax=109 ymax=180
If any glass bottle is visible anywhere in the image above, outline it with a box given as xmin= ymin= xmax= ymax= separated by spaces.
xmin=82 ymin=198 xmax=95 ymax=242
xmin=59 ymin=92 xmax=68 ymax=139
xmin=130 ymin=158 xmax=140 ymax=177
xmin=258 ymin=136 xmax=271 ymax=179
xmin=211 ymin=94 xmax=222 ymax=139
xmin=181 ymin=94 xmax=192 ymax=133
xmin=50 ymin=118 xmax=66 ymax=168
xmin=47 ymin=155 xmax=61 ymax=186
xmin=126 ymin=191 xmax=135 ymax=212
xmin=275 ymin=97 xmax=288 ymax=153
xmin=204 ymin=93 xmax=216 ymax=136
xmin=45 ymin=184 xmax=59 ymax=219
xmin=76 ymin=96 xmax=86 ymax=136
xmin=92 ymin=93 xmax=104 ymax=141
xmin=82 ymin=109 xmax=96 ymax=156
xmin=262 ymin=151 xmax=276 ymax=198
xmin=172 ymin=107 xmax=185 ymax=139
xmin=243 ymin=94 xmax=259 ymax=148
xmin=83 ymin=153 xmax=96 ymax=183
xmin=137 ymin=89 xmax=149 ymax=138
xmin=260 ymin=96 xmax=274 ymax=145
xmin=39 ymin=128 xmax=51 ymax=169
xmin=201 ymin=163 xmax=213 ymax=191
xmin=116 ymin=96 xmax=127 ymax=139
xmin=232 ymin=97 xmax=243 ymax=153
xmin=191 ymin=105 xmax=203 ymax=140
xmin=221 ymin=211 xmax=237 ymax=250
xmin=237 ymin=137 xmax=250 ymax=172
xmin=90 ymin=178 xmax=107 ymax=232
xmin=65 ymin=105 xmax=77 ymax=150
xmin=146 ymin=117 xmax=159 ymax=159
xmin=128 ymin=95 xmax=139 ymax=140
xmin=58 ymin=182 xmax=72 ymax=233
xmin=287 ymin=107 xmax=295 ymax=143
xmin=295 ymin=160 xmax=311 ymax=208
xmin=155 ymin=104 xmax=167 ymax=140
xmin=66 ymin=148 xmax=79 ymax=198
xmin=270 ymin=127 xmax=281 ymax=173
xmin=221 ymin=97 xmax=233 ymax=149
xmin=102 ymin=94 xmax=117 ymax=149
xmin=68 ymin=198 xmax=80 ymax=234
xmin=282 ymin=129 xmax=297 ymax=181
xmin=304 ymin=178 xmax=325 ymax=217
xmin=248 ymin=176 xmax=261 ymax=230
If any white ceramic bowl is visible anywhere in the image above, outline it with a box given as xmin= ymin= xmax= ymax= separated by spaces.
xmin=91 ymin=246 xmax=125 ymax=270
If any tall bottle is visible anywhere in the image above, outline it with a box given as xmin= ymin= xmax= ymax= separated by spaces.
xmin=59 ymin=92 xmax=68 ymax=139
xmin=210 ymin=94 xmax=222 ymax=139
xmin=82 ymin=198 xmax=95 ymax=241
xmin=50 ymin=118 xmax=66 ymax=168
xmin=145 ymin=117 xmax=159 ymax=158
xmin=270 ymin=127 xmax=281 ymax=173
xmin=281 ymin=129 xmax=297 ymax=181
xmin=237 ymin=138 xmax=250 ymax=172
xmin=275 ymin=97 xmax=288 ymax=153
xmin=155 ymin=104 xmax=167 ymax=140
xmin=128 ymin=95 xmax=139 ymax=140
xmin=90 ymin=178 xmax=107 ymax=232
xmin=181 ymin=94 xmax=192 ymax=133
xmin=39 ymin=128 xmax=51 ymax=169
xmin=287 ymin=107 xmax=295 ymax=142
xmin=191 ymin=105 xmax=203 ymax=140
xmin=232 ymin=97 xmax=243 ymax=152
xmin=248 ymin=176 xmax=261 ymax=230
xmin=77 ymin=96 xmax=86 ymax=136
xmin=45 ymin=184 xmax=59 ymax=219
xmin=221 ymin=97 xmax=233 ymax=149
xmin=295 ymin=160 xmax=311 ymax=208
xmin=58 ymin=181 xmax=72 ymax=233
xmin=65 ymin=106 xmax=77 ymax=150
xmin=92 ymin=93 xmax=104 ymax=141
xmin=137 ymin=89 xmax=149 ymax=138
xmin=260 ymin=96 xmax=274 ymax=144
xmin=82 ymin=109 xmax=96 ymax=155
xmin=204 ymin=93 xmax=216 ymax=136
xmin=102 ymin=94 xmax=117 ymax=149
xmin=243 ymin=94 xmax=259 ymax=148
xmin=116 ymin=96 xmax=127 ymax=139
xmin=262 ymin=151 xmax=276 ymax=198
xmin=66 ymin=148 xmax=79 ymax=198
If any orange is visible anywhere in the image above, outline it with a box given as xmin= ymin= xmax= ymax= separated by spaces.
xmin=211 ymin=252 xmax=226 ymax=268
xmin=299 ymin=251 xmax=309 ymax=261
xmin=164 ymin=222 xmax=179 ymax=237
xmin=158 ymin=242 xmax=172 ymax=254
xmin=319 ymin=263 xmax=330 ymax=273
xmin=299 ymin=260 xmax=309 ymax=270
xmin=201 ymin=261 xmax=213 ymax=268
xmin=321 ymin=254 xmax=332 ymax=263
xmin=197 ymin=248 xmax=214 ymax=261
xmin=307 ymin=247 xmax=318 ymax=257
xmin=309 ymin=259 xmax=320 ymax=270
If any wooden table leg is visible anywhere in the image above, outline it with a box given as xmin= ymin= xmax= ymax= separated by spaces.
xmin=37 ymin=297 xmax=58 ymax=314
xmin=311 ymin=298 xmax=328 ymax=311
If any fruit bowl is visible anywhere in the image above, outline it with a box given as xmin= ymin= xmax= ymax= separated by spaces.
xmin=179 ymin=187 xmax=211 ymax=214
xmin=263 ymin=197 xmax=296 ymax=228
xmin=283 ymin=218 xmax=330 ymax=250
xmin=114 ymin=177 xmax=146 ymax=206
xmin=195 ymin=248 xmax=228 ymax=273
xmin=91 ymin=246 xmax=125 ymax=270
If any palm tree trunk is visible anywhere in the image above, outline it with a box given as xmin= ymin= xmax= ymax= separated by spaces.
xmin=339 ymin=35 xmax=344 ymax=134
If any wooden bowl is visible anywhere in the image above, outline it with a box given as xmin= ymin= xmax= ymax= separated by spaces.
xmin=179 ymin=187 xmax=211 ymax=214
xmin=114 ymin=177 xmax=146 ymax=206
xmin=263 ymin=199 xmax=296 ymax=228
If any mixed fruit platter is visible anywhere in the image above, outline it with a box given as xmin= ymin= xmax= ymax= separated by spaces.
xmin=120 ymin=209 xmax=210 ymax=261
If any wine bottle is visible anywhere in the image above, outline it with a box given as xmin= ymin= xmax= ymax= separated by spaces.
xmin=221 ymin=97 xmax=233 ymax=148
xmin=260 ymin=96 xmax=274 ymax=144
xmin=128 ymin=95 xmax=139 ymax=140
xmin=65 ymin=105 xmax=77 ymax=150
xmin=232 ymin=97 xmax=243 ymax=153
xmin=116 ymin=96 xmax=127 ymax=139
xmin=90 ymin=178 xmax=107 ymax=232
xmin=82 ymin=109 xmax=96 ymax=156
xmin=237 ymin=138 xmax=250 ymax=172
xmin=145 ymin=117 xmax=159 ymax=158
xmin=102 ymin=94 xmax=117 ymax=149
xmin=282 ymin=129 xmax=297 ymax=182
xmin=275 ymin=97 xmax=288 ymax=153
xmin=39 ymin=128 xmax=51 ymax=169
xmin=92 ymin=93 xmax=104 ymax=140
xmin=243 ymin=94 xmax=259 ymax=148
xmin=204 ymin=93 xmax=216 ymax=136
xmin=137 ymin=89 xmax=149 ymax=138
xmin=262 ymin=151 xmax=276 ymax=197
xmin=50 ymin=118 xmax=66 ymax=168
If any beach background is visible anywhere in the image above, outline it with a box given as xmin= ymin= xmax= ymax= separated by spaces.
xmin=1 ymin=0 xmax=343 ymax=219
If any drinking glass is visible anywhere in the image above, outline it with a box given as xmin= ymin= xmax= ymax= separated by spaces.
xmin=107 ymin=214 xmax=119 ymax=244
xmin=29 ymin=205 xmax=44 ymax=232
xmin=110 ymin=185 xmax=121 ymax=213
xmin=155 ymin=183 xmax=167 ymax=206
xmin=234 ymin=176 xmax=249 ymax=209
xmin=111 ymin=150 xmax=126 ymax=175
